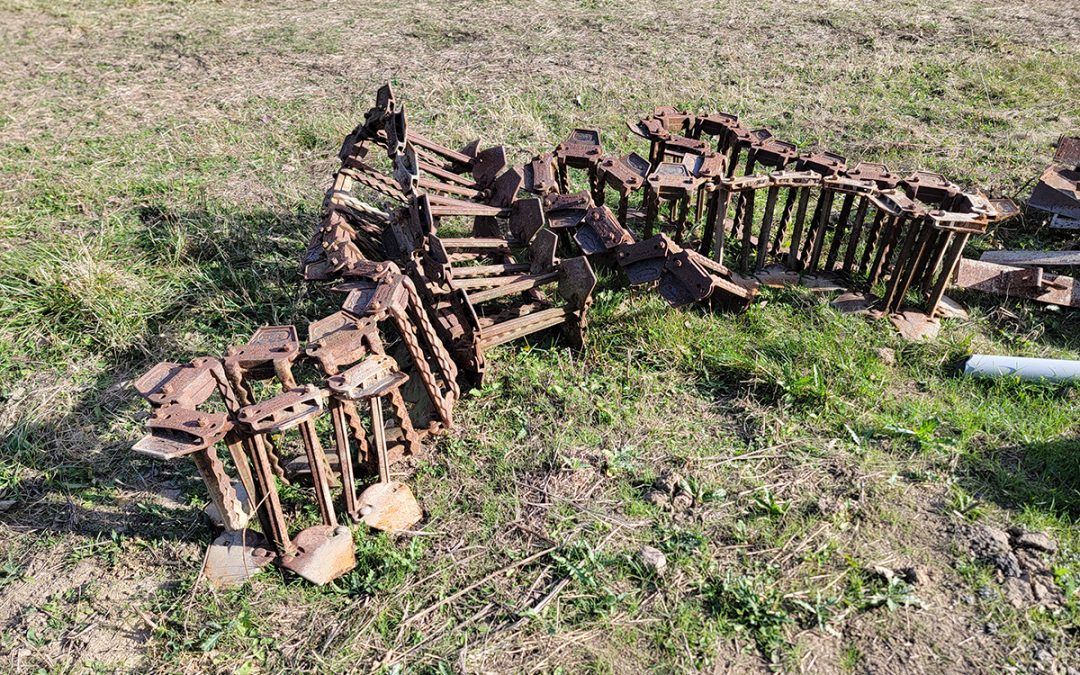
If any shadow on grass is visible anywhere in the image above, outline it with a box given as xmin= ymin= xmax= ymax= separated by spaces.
xmin=0 ymin=204 xmax=339 ymax=547
xmin=949 ymin=288 xmax=1080 ymax=355
xmin=2 ymin=202 xmax=1078 ymax=551
xmin=960 ymin=435 xmax=1080 ymax=521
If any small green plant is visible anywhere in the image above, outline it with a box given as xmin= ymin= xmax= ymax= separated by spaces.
xmin=789 ymin=593 xmax=840 ymax=632
xmin=861 ymin=576 xmax=925 ymax=611
xmin=66 ymin=531 xmax=124 ymax=567
xmin=681 ymin=476 xmax=726 ymax=503
xmin=880 ymin=417 xmax=957 ymax=453
xmin=601 ymin=444 xmax=637 ymax=477
xmin=840 ymin=643 xmax=862 ymax=672
xmin=338 ymin=529 xmax=424 ymax=597
xmin=776 ymin=363 xmax=830 ymax=408
xmin=700 ymin=572 xmax=795 ymax=661
xmin=948 ymin=484 xmax=984 ymax=521
xmin=198 ymin=608 xmax=267 ymax=655
xmin=550 ymin=541 xmax=623 ymax=619
xmin=846 ymin=566 xmax=925 ymax=613
xmin=0 ymin=561 xmax=25 ymax=588
xmin=751 ymin=488 xmax=789 ymax=517
xmin=654 ymin=524 xmax=707 ymax=560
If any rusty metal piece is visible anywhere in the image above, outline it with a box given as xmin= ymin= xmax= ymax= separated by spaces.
xmin=306 ymin=312 xmax=380 ymax=374
xmin=660 ymin=134 xmax=710 ymax=161
xmin=1029 ymin=165 xmax=1080 ymax=222
xmin=238 ymin=384 xmax=338 ymax=528
xmin=307 ymin=315 xmax=377 ymax=520
xmin=617 ymin=234 xmax=672 ymax=285
xmin=327 ymin=355 xmax=404 ymax=400
xmin=543 ymin=191 xmax=593 ymax=229
xmin=135 ymin=84 xmax=1039 ymax=588
xmin=132 ymin=400 xmax=253 ymax=535
xmin=574 ymin=206 xmax=635 ymax=255
xmin=902 ymin=170 xmax=960 ymax=207
xmin=888 ymin=311 xmax=941 ymax=341
xmin=328 ymin=354 xmax=423 ymax=530
xmin=134 ymin=405 xmax=231 ymax=459
xmin=471 ymin=145 xmax=508 ymax=188
xmin=595 ymin=152 xmax=650 ymax=222
xmin=133 ymin=361 xmax=219 ymax=409
xmin=225 ymin=325 xmax=301 ymax=391
xmin=644 ymin=162 xmax=702 ymax=242
xmin=523 ymin=152 xmax=559 ymax=194
xmin=509 ymin=197 xmax=546 ymax=245
xmin=237 ymin=385 xmax=324 ymax=432
xmin=203 ymin=530 xmax=276 ymax=589
xmin=1053 ymin=136 xmax=1080 ymax=167
xmin=616 ymin=234 xmax=756 ymax=310
xmin=554 ymin=129 xmax=603 ymax=194
xmin=953 ymin=258 xmax=1080 ymax=307
xmin=845 ymin=162 xmax=900 ymax=189
xmin=356 ymin=482 xmax=424 ymax=531
xmin=797 ymin=151 xmax=847 ymax=177
xmin=659 ymin=250 xmax=716 ymax=307
xmin=341 ymin=272 xmax=459 ymax=427
xmin=278 ymin=525 xmax=356 ymax=585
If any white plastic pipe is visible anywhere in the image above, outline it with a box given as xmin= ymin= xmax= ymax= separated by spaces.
xmin=963 ymin=354 xmax=1080 ymax=383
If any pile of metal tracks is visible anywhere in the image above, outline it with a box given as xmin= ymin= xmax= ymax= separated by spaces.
xmin=132 ymin=84 xmax=1037 ymax=586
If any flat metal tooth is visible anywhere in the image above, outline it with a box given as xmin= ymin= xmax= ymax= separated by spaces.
xmin=925 ymin=232 xmax=969 ymax=316
xmin=737 ymin=187 xmax=758 ymax=273
xmin=786 ymin=187 xmax=813 ymax=269
xmin=840 ymin=196 xmax=871 ymax=274
xmin=867 ymin=215 xmax=904 ymax=286
xmin=753 ymin=185 xmax=780 ymax=271
xmin=919 ymin=230 xmax=950 ymax=295
xmin=824 ymin=192 xmax=856 ymax=271
xmin=807 ymin=189 xmax=834 ymax=272
xmin=798 ymin=192 xmax=822 ymax=265
xmin=711 ymin=187 xmax=734 ymax=264
xmin=857 ymin=209 xmax=888 ymax=275
xmin=770 ymin=186 xmax=799 ymax=257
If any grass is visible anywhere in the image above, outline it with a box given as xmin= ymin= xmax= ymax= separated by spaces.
xmin=1 ymin=0 xmax=1079 ymax=672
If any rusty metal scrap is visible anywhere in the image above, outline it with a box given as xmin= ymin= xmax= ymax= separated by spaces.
xmin=1029 ymin=135 xmax=1080 ymax=230
xmin=953 ymin=258 xmax=1080 ymax=307
xmin=133 ymin=83 xmax=1039 ymax=586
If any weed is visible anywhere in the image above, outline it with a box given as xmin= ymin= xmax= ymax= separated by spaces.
xmin=338 ymin=529 xmax=425 ymax=597
xmin=880 ymin=417 xmax=958 ymax=453
xmin=840 ymin=643 xmax=862 ymax=672
xmin=948 ymin=484 xmax=985 ymax=521
xmin=701 ymin=572 xmax=795 ymax=661
xmin=751 ymin=488 xmax=790 ymax=518
xmin=550 ymin=541 xmax=625 ymax=619
xmin=65 ymin=531 xmax=124 ymax=567
xmin=845 ymin=566 xmax=925 ymax=613
xmin=0 ymin=561 xmax=26 ymax=588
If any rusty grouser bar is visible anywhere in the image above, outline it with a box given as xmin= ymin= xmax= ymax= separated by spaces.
xmin=133 ymin=84 xmax=1049 ymax=586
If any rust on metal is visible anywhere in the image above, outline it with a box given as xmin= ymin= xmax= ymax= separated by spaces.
xmin=131 ymin=83 xmax=1041 ymax=586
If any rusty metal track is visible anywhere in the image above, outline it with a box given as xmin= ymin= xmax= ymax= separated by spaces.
xmin=133 ymin=83 xmax=1040 ymax=586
